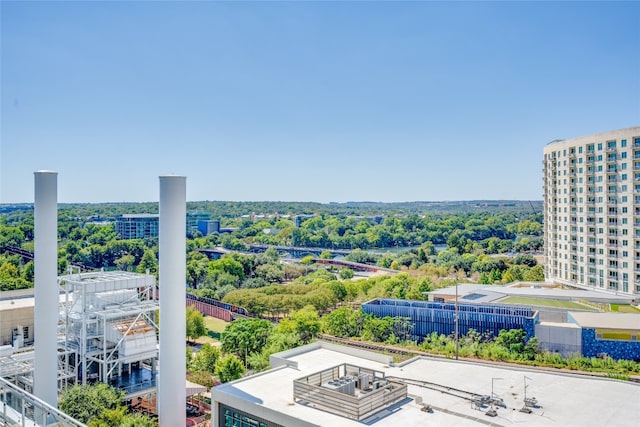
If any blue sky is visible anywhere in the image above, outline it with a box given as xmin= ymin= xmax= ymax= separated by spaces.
xmin=1 ymin=1 xmax=638 ymax=204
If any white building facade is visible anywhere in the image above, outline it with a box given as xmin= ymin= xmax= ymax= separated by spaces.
xmin=543 ymin=126 xmax=640 ymax=296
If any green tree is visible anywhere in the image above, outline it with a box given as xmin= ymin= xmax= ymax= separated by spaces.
xmin=191 ymin=343 xmax=221 ymax=374
xmin=323 ymin=280 xmax=347 ymax=303
xmin=215 ymin=354 xmax=246 ymax=383
xmin=322 ymin=307 xmax=364 ymax=337
xmin=221 ymin=318 xmax=273 ymax=363
xmin=186 ymin=306 xmax=207 ymax=343
xmin=362 ymin=315 xmax=394 ymax=342
xmin=137 ymin=250 xmax=158 ymax=274
xmin=89 ymin=409 xmax=158 ymax=427
xmin=22 ymin=260 xmax=34 ymax=282
xmin=58 ymin=383 xmax=124 ymax=424
xmin=255 ymin=263 xmax=284 ymax=283
xmin=115 ymin=254 xmax=135 ymax=272
xmin=188 ymin=370 xmax=217 ymax=389
xmin=186 ymin=257 xmax=209 ymax=288
xmin=479 ymin=271 xmax=492 ymax=284
xmin=288 ymin=305 xmax=321 ymax=343
xmin=300 ymin=255 xmax=314 ymax=265
xmin=495 ymin=329 xmax=528 ymax=354
xmin=523 ymin=265 xmax=545 ymax=281
xmin=513 ymin=254 xmax=537 ymax=267
xmin=339 ymin=268 xmax=354 ymax=280
xmin=417 ymin=241 xmax=436 ymax=261
xmin=210 ymin=256 xmax=245 ymax=280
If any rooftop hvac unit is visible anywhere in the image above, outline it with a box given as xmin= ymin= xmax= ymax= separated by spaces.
xmin=358 ymin=373 xmax=371 ymax=390
xmin=12 ymin=326 xmax=24 ymax=349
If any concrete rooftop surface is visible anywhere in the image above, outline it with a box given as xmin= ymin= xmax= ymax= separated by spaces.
xmin=214 ymin=342 xmax=640 ymax=427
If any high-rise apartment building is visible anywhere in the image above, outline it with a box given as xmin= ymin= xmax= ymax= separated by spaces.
xmin=543 ymin=127 xmax=640 ymax=296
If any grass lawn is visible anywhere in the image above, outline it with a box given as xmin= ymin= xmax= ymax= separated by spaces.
xmin=499 ymin=296 xmax=598 ymax=311
xmin=611 ymin=304 xmax=640 ymax=314
xmin=204 ymin=316 xmax=229 ymax=338
xmin=193 ymin=316 xmax=229 ymax=346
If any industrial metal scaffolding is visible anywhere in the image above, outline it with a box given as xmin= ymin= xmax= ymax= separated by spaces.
xmin=57 ymin=271 xmax=159 ymax=391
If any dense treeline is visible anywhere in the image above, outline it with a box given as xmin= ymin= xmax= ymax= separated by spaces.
xmin=0 ymin=202 xmax=543 ymax=291
xmin=221 ymin=262 xmax=540 ymax=318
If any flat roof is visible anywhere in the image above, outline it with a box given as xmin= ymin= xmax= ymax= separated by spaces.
xmin=59 ymin=271 xmax=152 ymax=284
xmin=569 ymin=312 xmax=640 ymax=330
xmin=0 ymin=296 xmax=35 ymax=311
xmin=0 ymin=292 xmax=68 ymax=311
xmin=429 ymin=283 xmax=635 ymax=303
xmin=213 ymin=342 xmax=640 ymax=427
xmin=539 ymin=321 xmax=580 ymax=329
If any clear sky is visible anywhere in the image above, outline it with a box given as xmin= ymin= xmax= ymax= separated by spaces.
xmin=1 ymin=1 xmax=638 ymax=204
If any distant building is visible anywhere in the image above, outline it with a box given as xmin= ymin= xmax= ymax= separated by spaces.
xmin=0 ymin=290 xmax=35 ymax=348
xmin=115 ymin=214 xmax=159 ymax=239
xmin=543 ymin=127 xmax=640 ymax=296
xmin=198 ymin=220 xmax=220 ymax=236
xmin=362 ymin=298 xmax=538 ymax=342
xmin=115 ymin=211 xmax=211 ymax=239
xmin=365 ymin=288 xmax=640 ymax=359
xmin=186 ymin=211 xmax=211 ymax=235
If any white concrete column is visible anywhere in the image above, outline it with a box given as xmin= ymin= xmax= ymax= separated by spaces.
xmin=33 ymin=170 xmax=59 ymax=408
xmin=158 ymin=175 xmax=186 ymax=426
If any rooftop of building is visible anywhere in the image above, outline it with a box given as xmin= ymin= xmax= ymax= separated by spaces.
xmin=213 ymin=341 xmax=640 ymax=427
xmin=428 ymin=283 xmax=636 ymax=304
xmin=118 ymin=213 xmax=159 ymax=219
xmin=58 ymin=270 xmax=155 ymax=288
xmin=544 ymin=126 xmax=640 ymax=148
xmin=568 ymin=311 xmax=640 ymax=330
xmin=0 ymin=291 xmax=67 ymax=311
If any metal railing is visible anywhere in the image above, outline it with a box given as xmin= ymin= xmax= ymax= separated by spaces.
xmin=0 ymin=377 xmax=86 ymax=427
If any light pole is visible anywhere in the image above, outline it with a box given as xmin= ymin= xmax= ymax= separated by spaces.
xmin=486 ymin=377 xmax=503 ymax=417
xmin=455 ymin=282 xmax=459 ymax=360
xmin=520 ymin=375 xmax=537 ymax=413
